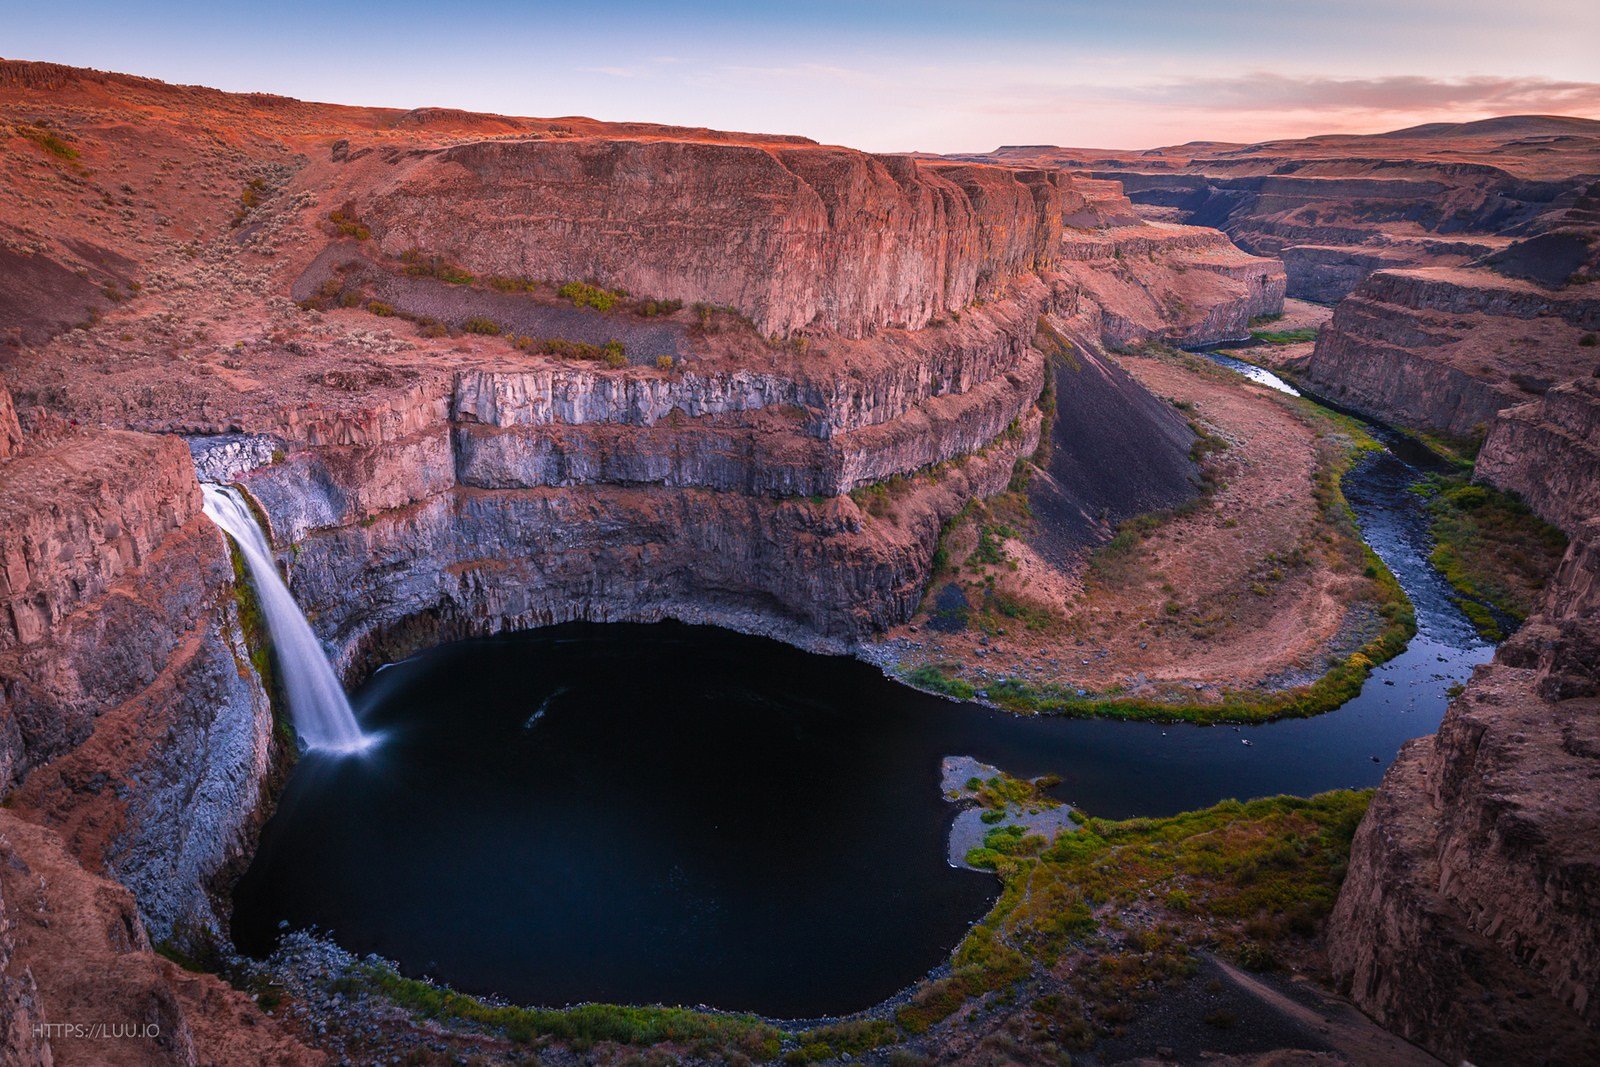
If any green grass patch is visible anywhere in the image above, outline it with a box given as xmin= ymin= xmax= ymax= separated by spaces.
xmin=16 ymin=122 xmax=80 ymax=162
xmin=1248 ymin=327 xmax=1318 ymax=345
xmin=558 ymin=280 xmax=625 ymax=311
xmin=1419 ymin=475 xmax=1567 ymax=639
xmin=354 ymin=962 xmax=782 ymax=1058
xmin=906 ymin=791 xmax=1369 ymax=1044
xmin=903 ymin=663 xmax=978 ymax=700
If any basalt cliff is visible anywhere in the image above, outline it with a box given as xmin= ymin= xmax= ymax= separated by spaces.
xmin=0 ymin=61 xmax=1286 ymax=1064
xmin=951 ymin=118 xmax=1600 ymax=1066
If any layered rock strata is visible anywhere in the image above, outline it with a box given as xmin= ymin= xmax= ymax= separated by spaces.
xmin=1477 ymin=376 xmax=1600 ymax=534
xmin=355 ymin=142 xmax=1080 ymax=339
xmin=945 ymin=118 xmax=1600 ymax=302
xmin=1303 ymin=266 xmax=1600 ymax=440
xmin=0 ymin=811 xmax=321 ymax=1065
xmin=0 ymin=430 xmax=276 ymax=939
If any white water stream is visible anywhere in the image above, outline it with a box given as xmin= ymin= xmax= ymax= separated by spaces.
xmin=201 ymin=484 xmax=373 ymax=754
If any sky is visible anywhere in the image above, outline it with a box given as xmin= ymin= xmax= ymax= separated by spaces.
xmin=4 ymin=0 xmax=1599 ymax=153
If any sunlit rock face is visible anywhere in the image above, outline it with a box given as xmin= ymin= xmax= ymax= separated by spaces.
xmin=360 ymin=140 xmax=1080 ymax=339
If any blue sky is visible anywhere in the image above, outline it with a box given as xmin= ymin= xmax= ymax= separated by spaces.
xmin=4 ymin=1 xmax=1597 ymax=151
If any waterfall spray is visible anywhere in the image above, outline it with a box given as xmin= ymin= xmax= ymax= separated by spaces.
xmin=201 ymin=484 xmax=373 ymax=754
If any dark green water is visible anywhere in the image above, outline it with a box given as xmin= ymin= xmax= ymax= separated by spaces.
xmin=233 ymin=387 xmax=1491 ymax=1017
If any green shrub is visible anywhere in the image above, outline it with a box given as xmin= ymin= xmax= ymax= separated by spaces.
xmin=16 ymin=123 xmax=79 ymax=161
xmin=327 ymin=207 xmax=371 ymax=240
xmin=1425 ymin=475 xmax=1567 ymax=637
xmin=463 ymin=317 xmax=501 ymax=335
xmin=558 ymin=280 xmax=623 ymax=311
xmin=400 ymin=249 xmax=474 ymax=285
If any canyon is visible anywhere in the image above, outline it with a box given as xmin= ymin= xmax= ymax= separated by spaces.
xmin=1 ymin=58 xmax=1597 ymax=1067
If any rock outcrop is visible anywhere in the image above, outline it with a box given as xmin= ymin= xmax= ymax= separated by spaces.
xmin=1477 ymin=376 xmax=1600 ymax=534
xmin=1302 ymin=266 xmax=1600 ymax=441
xmin=1052 ymin=222 xmax=1284 ymax=345
xmin=356 ymin=141 xmax=1078 ymax=339
xmin=0 ymin=378 xmax=21 ymax=459
xmin=1328 ymin=488 xmax=1600 ymax=1064
xmin=0 ymin=811 xmax=322 ymax=1065
xmin=0 ymin=429 xmax=278 ymax=940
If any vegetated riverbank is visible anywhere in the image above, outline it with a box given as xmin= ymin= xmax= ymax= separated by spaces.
xmin=880 ymin=344 xmax=1416 ymax=723
xmin=1410 ymin=474 xmax=1569 ymax=640
xmin=205 ymin=790 xmax=1435 ymax=1067
xmin=1193 ymin=348 xmax=1572 ymax=645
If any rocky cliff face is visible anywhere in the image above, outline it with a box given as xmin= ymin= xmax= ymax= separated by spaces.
xmin=0 ymin=430 xmax=277 ymax=941
xmin=1328 ymin=472 xmax=1600 ymax=1064
xmin=1303 ymin=266 xmax=1600 ymax=440
xmin=945 ymin=119 xmax=1600 ymax=303
xmin=219 ymin=286 xmax=1053 ymax=662
xmin=1053 ymin=223 xmax=1284 ymax=345
xmin=357 ymin=140 xmax=1079 ymax=339
xmin=1477 ymin=376 xmax=1600 ymax=535
xmin=0 ymin=379 xmax=20 ymax=460
xmin=0 ymin=811 xmax=322 ymax=1066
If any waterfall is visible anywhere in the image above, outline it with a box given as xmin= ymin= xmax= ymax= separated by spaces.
xmin=201 ymin=484 xmax=373 ymax=754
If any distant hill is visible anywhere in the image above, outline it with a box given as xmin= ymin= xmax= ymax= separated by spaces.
xmin=1374 ymin=115 xmax=1600 ymax=140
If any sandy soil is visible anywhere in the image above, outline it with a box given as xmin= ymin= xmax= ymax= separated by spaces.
xmin=885 ymin=346 xmax=1378 ymax=703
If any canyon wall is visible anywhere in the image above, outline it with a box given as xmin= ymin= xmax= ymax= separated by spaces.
xmin=0 ymin=429 xmax=277 ymax=940
xmin=1097 ymin=164 xmax=1577 ymax=301
xmin=1053 ymin=223 xmax=1284 ymax=345
xmin=358 ymin=141 xmax=1081 ymax=339
xmin=0 ymin=810 xmax=322 ymax=1065
xmin=1477 ymin=376 xmax=1600 ymax=535
xmin=1328 ymin=521 xmax=1600 ymax=1064
xmin=947 ymin=120 xmax=1600 ymax=304
xmin=223 ymin=292 xmax=1056 ymax=664
xmin=1302 ymin=265 xmax=1600 ymax=441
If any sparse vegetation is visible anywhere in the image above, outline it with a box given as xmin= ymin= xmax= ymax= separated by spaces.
xmin=231 ymin=177 xmax=268 ymax=227
xmin=895 ymin=791 xmax=1370 ymax=1045
xmin=353 ymin=962 xmax=782 ymax=1059
xmin=558 ymin=280 xmax=624 ymax=311
xmin=327 ymin=206 xmax=371 ymax=241
xmin=511 ymin=336 xmax=627 ymax=365
xmin=1249 ymin=327 xmax=1318 ymax=344
xmin=1417 ymin=475 xmax=1567 ymax=639
xmin=15 ymin=122 xmax=80 ymax=162
xmin=400 ymin=249 xmax=474 ymax=285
